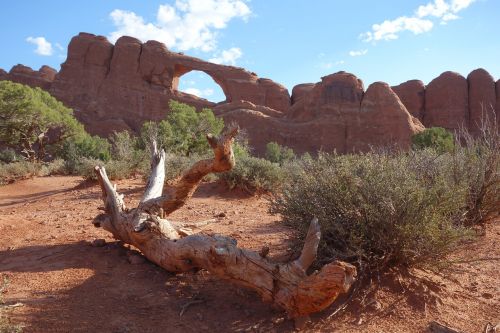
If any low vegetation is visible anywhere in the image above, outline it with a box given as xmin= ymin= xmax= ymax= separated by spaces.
xmin=271 ymin=118 xmax=499 ymax=274
xmin=1 ymin=80 xmax=498 ymax=280
xmin=411 ymin=126 xmax=455 ymax=153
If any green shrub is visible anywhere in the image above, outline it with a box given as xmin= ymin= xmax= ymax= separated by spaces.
xmin=74 ymin=157 xmax=143 ymax=181
xmin=265 ymin=142 xmax=296 ymax=164
xmin=0 ymin=161 xmax=40 ymax=184
xmin=270 ymin=151 xmax=472 ymax=271
xmin=0 ymin=80 xmax=84 ymax=161
xmin=220 ymin=155 xmax=285 ymax=193
xmin=109 ymin=131 xmax=140 ymax=161
xmin=0 ymin=158 xmax=74 ymax=184
xmin=140 ymin=101 xmax=224 ymax=156
xmin=454 ymin=118 xmax=499 ymax=224
xmin=39 ymin=158 xmax=67 ymax=176
xmin=60 ymin=134 xmax=111 ymax=162
xmin=412 ymin=127 xmax=454 ymax=153
xmin=0 ymin=149 xmax=21 ymax=163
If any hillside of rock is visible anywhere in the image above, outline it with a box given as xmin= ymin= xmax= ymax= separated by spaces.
xmin=1 ymin=32 xmax=498 ymax=153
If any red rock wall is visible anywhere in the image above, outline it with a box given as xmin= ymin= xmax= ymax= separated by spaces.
xmin=3 ymin=64 xmax=57 ymax=90
xmin=0 ymin=32 xmax=497 ymax=154
xmin=46 ymin=33 xmax=290 ymax=136
xmin=393 ymin=69 xmax=498 ymax=134
xmin=468 ymin=69 xmax=496 ymax=135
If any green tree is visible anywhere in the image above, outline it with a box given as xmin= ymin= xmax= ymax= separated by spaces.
xmin=0 ymin=81 xmax=83 ymax=161
xmin=140 ymin=100 xmax=224 ymax=156
xmin=412 ymin=127 xmax=455 ymax=153
xmin=265 ymin=141 xmax=296 ymax=164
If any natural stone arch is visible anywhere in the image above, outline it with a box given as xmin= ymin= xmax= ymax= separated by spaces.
xmin=172 ymin=64 xmax=230 ymax=103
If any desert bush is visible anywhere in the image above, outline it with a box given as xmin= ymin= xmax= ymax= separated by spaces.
xmin=109 ymin=131 xmax=140 ymax=161
xmin=0 ymin=149 xmax=22 ymax=163
xmin=220 ymin=155 xmax=285 ymax=193
xmin=0 ymin=158 xmax=73 ymax=184
xmin=140 ymin=101 xmax=224 ymax=156
xmin=60 ymin=134 xmax=111 ymax=162
xmin=39 ymin=159 xmax=67 ymax=176
xmin=0 ymin=161 xmax=40 ymax=184
xmin=270 ymin=150 xmax=472 ymax=271
xmin=454 ymin=116 xmax=499 ymax=224
xmin=265 ymin=142 xmax=296 ymax=164
xmin=75 ymin=157 xmax=143 ymax=181
xmin=0 ymin=81 xmax=84 ymax=161
xmin=412 ymin=127 xmax=454 ymax=153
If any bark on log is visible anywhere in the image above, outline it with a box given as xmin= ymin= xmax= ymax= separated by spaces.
xmin=92 ymin=126 xmax=357 ymax=318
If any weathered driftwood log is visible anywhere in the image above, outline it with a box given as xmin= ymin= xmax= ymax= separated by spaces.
xmin=92 ymin=126 xmax=356 ymax=318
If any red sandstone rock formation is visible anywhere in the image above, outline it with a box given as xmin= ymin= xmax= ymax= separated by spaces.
xmin=391 ymin=80 xmax=425 ymax=121
xmin=291 ymin=83 xmax=315 ymax=104
xmin=0 ymin=69 xmax=7 ymax=81
xmin=4 ymin=64 xmax=57 ymax=90
xmin=424 ymin=71 xmax=469 ymax=132
xmin=47 ymin=33 xmax=290 ymax=136
xmin=0 ymin=32 xmax=497 ymax=153
xmin=468 ymin=69 xmax=496 ymax=135
xmin=288 ymin=72 xmax=364 ymax=122
xmin=222 ymin=73 xmax=422 ymax=154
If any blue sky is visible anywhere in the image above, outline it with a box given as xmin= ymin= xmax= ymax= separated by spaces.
xmin=1 ymin=0 xmax=498 ymax=102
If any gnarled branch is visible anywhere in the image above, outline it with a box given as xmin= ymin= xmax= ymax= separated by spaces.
xmin=93 ymin=126 xmax=356 ymax=318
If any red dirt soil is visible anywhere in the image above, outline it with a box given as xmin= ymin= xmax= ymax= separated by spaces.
xmin=0 ymin=176 xmax=498 ymax=332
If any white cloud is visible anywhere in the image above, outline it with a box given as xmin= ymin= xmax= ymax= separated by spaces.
xmin=209 ymin=47 xmax=242 ymax=65
xmin=361 ymin=16 xmax=433 ymax=42
xmin=361 ymin=0 xmax=477 ymax=42
xmin=450 ymin=0 xmax=476 ymax=12
xmin=55 ymin=43 xmax=64 ymax=51
xmin=203 ymin=88 xmax=214 ymax=96
xmin=109 ymin=0 xmax=251 ymax=53
xmin=184 ymin=87 xmax=214 ymax=97
xmin=319 ymin=60 xmax=344 ymax=69
xmin=26 ymin=36 xmax=53 ymax=56
xmin=416 ymin=0 xmax=450 ymax=18
xmin=349 ymin=49 xmax=368 ymax=57
xmin=184 ymin=88 xmax=202 ymax=95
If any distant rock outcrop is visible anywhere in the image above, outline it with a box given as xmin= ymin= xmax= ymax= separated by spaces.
xmin=222 ymin=73 xmax=422 ymax=153
xmin=424 ymin=71 xmax=469 ymax=132
xmin=4 ymin=64 xmax=57 ymax=90
xmin=47 ymin=33 xmax=290 ymax=136
xmin=1 ymin=32 xmax=497 ymax=153
xmin=468 ymin=68 xmax=496 ymax=135
xmin=391 ymin=80 xmax=425 ymax=121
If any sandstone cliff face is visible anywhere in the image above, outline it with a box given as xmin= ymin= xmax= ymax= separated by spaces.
xmin=468 ymin=68 xmax=496 ymax=135
xmin=0 ymin=69 xmax=8 ymax=81
xmin=47 ymin=33 xmax=291 ymax=136
xmin=0 ymin=32 xmax=497 ymax=154
xmin=283 ymin=74 xmax=421 ymax=153
xmin=391 ymin=80 xmax=425 ymax=121
xmin=424 ymin=71 xmax=469 ymax=131
xmin=392 ymin=69 xmax=498 ymax=134
xmin=4 ymin=64 xmax=57 ymax=90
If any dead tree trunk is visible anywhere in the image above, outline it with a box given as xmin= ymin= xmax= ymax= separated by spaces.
xmin=92 ymin=126 xmax=356 ymax=318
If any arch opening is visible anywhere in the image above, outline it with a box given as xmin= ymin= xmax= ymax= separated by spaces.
xmin=175 ymin=70 xmax=227 ymax=103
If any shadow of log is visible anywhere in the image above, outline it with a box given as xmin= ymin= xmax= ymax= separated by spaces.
xmin=0 ymin=242 xmax=294 ymax=332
